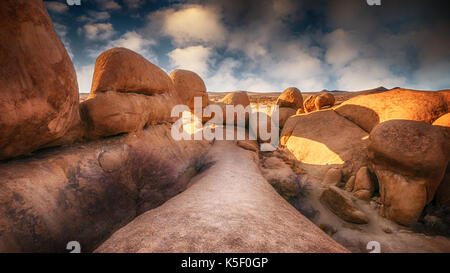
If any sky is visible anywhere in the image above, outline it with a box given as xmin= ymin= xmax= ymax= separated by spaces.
xmin=43 ymin=0 xmax=450 ymax=93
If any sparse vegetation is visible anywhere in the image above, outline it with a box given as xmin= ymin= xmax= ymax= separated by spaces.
xmin=269 ymin=174 xmax=319 ymax=220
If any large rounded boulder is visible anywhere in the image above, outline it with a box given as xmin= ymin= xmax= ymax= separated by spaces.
xmin=82 ymin=48 xmax=178 ymax=138
xmin=276 ymin=87 xmax=303 ymax=110
xmin=280 ymin=110 xmax=368 ymax=179
xmin=0 ymin=0 xmax=80 ymax=160
xmin=90 ymin=47 xmax=175 ymax=96
xmin=335 ymin=88 xmax=449 ymax=132
xmin=368 ymin=120 xmax=450 ymax=225
xmin=170 ymin=69 xmax=207 ymax=108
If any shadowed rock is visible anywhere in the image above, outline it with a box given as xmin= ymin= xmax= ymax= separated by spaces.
xmin=0 ymin=125 xmax=211 ymax=252
xmin=368 ymin=120 xmax=450 ymax=226
xmin=352 ymin=167 xmax=374 ymax=201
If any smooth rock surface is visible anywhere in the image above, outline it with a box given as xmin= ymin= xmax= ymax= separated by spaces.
xmin=96 ymin=141 xmax=349 ymax=253
xmin=0 ymin=0 xmax=80 ymax=160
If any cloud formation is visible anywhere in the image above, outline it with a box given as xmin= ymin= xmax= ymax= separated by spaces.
xmin=44 ymin=1 xmax=68 ymax=13
xmin=83 ymin=23 xmax=116 ymax=40
xmin=168 ymin=46 xmax=212 ymax=77
xmin=44 ymin=0 xmax=450 ymax=93
xmin=147 ymin=5 xmax=227 ymax=47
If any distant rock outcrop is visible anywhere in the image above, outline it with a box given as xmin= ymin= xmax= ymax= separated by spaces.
xmin=335 ymin=88 xmax=450 ymax=132
xmin=0 ymin=0 xmax=80 ymax=160
xmin=368 ymin=120 xmax=450 ymax=226
xmin=220 ymin=91 xmax=251 ymax=107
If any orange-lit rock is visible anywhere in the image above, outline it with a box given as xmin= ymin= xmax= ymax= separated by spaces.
xmin=335 ymin=88 xmax=449 ymax=132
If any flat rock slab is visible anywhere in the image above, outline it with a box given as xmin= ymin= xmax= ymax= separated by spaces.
xmin=96 ymin=141 xmax=349 ymax=253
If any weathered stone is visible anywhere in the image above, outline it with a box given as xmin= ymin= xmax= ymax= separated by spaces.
xmin=320 ymin=186 xmax=369 ymax=224
xmin=0 ymin=0 xmax=80 ymax=160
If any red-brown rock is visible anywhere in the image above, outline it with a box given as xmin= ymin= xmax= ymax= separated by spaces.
xmin=90 ymin=47 xmax=175 ymax=96
xmin=0 ymin=0 xmax=80 ymax=160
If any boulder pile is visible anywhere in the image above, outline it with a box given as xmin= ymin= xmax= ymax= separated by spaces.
xmin=281 ymin=89 xmax=450 ymax=227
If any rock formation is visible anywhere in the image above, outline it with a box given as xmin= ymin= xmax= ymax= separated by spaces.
xmin=0 ymin=0 xmax=80 ymax=160
xmin=95 ymin=141 xmax=349 ymax=253
xmin=303 ymin=92 xmax=335 ymax=112
xmin=0 ymin=125 xmax=211 ymax=252
xmin=352 ymin=167 xmax=374 ymax=201
xmin=90 ymin=48 xmax=174 ymax=96
xmin=334 ymin=88 xmax=450 ymax=132
xmin=320 ymin=186 xmax=368 ymax=224
xmin=170 ymin=69 xmax=208 ymax=110
xmin=276 ymin=87 xmax=303 ymax=110
xmin=280 ymin=109 xmax=368 ymax=179
xmin=368 ymin=120 xmax=450 ymax=225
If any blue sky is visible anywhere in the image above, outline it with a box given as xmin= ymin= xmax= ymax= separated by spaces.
xmin=43 ymin=0 xmax=450 ymax=92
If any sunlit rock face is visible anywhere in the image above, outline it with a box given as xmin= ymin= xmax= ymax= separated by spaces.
xmin=276 ymin=87 xmax=303 ymax=110
xmin=280 ymin=109 xmax=368 ymax=180
xmin=334 ymin=88 xmax=450 ymax=132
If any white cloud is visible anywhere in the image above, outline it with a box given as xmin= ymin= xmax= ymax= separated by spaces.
xmin=87 ymin=31 xmax=157 ymax=64
xmin=77 ymin=11 xmax=111 ymax=23
xmin=83 ymin=23 xmax=116 ymax=40
xmin=75 ymin=64 xmax=95 ymax=93
xmin=45 ymin=1 xmax=68 ymax=13
xmin=168 ymin=46 xmax=212 ymax=76
xmin=335 ymin=59 xmax=406 ymax=90
xmin=205 ymin=58 xmax=279 ymax=92
xmin=324 ymin=29 xmax=359 ymax=67
xmin=147 ymin=5 xmax=227 ymax=47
